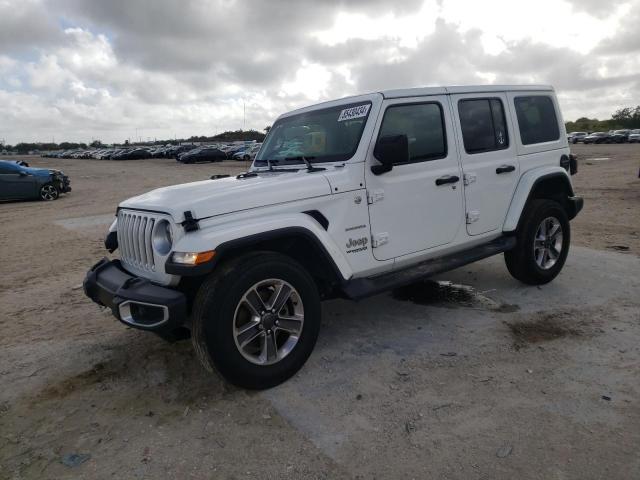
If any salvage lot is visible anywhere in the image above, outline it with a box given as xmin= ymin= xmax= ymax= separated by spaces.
xmin=0 ymin=145 xmax=639 ymax=479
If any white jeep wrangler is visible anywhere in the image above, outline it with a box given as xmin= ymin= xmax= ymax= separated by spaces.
xmin=84 ymin=85 xmax=582 ymax=389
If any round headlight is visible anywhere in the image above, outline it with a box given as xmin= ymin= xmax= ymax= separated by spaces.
xmin=152 ymin=219 xmax=173 ymax=255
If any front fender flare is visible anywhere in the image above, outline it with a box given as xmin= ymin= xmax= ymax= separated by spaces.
xmin=503 ymin=166 xmax=574 ymax=233
xmin=166 ymin=213 xmax=353 ymax=281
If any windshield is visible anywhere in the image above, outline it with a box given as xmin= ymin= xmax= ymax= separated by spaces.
xmin=254 ymin=101 xmax=372 ymax=166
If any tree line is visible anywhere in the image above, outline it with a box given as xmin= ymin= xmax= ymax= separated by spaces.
xmin=565 ymin=106 xmax=640 ymax=132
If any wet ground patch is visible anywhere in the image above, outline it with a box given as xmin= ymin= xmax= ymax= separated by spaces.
xmin=506 ymin=311 xmax=589 ymax=347
xmin=392 ymin=280 xmax=519 ymax=313
xmin=35 ymin=361 xmax=121 ymax=401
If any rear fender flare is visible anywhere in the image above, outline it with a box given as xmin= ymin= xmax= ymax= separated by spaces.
xmin=503 ymin=166 xmax=574 ymax=233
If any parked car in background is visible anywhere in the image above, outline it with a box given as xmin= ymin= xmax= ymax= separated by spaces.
xmin=167 ymin=145 xmax=197 ymax=158
xmin=567 ymin=132 xmax=588 ymax=144
xmin=611 ymin=130 xmax=630 ymax=143
xmin=110 ymin=148 xmax=148 ymax=160
xmin=232 ymin=143 xmax=262 ymax=160
xmin=628 ymin=129 xmax=640 ymax=143
xmin=583 ymin=132 xmax=611 ymax=144
xmin=0 ymin=160 xmax=71 ymax=201
xmin=178 ymin=146 xmax=227 ymax=163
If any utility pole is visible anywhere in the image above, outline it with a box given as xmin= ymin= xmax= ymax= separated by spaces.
xmin=243 ymin=99 xmax=246 ymax=130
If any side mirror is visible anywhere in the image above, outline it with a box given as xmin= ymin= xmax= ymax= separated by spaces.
xmin=372 ymin=134 xmax=408 ymax=175
xmin=19 ymin=171 xmax=27 ymax=177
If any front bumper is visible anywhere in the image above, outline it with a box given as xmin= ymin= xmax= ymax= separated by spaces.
xmin=83 ymin=258 xmax=187 ymax=336
xmin=56 ymin=175 xmax=71 ymax=193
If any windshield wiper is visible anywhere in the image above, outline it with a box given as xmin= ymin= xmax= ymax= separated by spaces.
xmin=283 ymin=156 xmax=325 ymax=172
xmin=253 ymin=159 xmax=300 ymax=173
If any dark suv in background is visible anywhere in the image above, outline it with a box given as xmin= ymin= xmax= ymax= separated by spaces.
xmin=0 ymin=160 xmax=71 ymax=201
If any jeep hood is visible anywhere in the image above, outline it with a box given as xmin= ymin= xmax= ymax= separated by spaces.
xmin=119 ymin=171 xmax=332 ymax=221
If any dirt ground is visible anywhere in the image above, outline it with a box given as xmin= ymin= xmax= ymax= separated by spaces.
xmin=0 ymin=145 xmax=638 ymax=479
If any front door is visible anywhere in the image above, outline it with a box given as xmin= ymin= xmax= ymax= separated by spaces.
xmin=0 ymin=164 xmax=34 ymax=199
xmin=365 ymin=96 xmax=464 ymax=261
xmin=450 ymin=93 xmax=519 ymax=235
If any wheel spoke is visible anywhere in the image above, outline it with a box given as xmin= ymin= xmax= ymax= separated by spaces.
xmin=542 ymin=248 xmax=549 ymax=266
xmin=268 ymin=283 xmax=292 ymax=313
xmin=276 ymin=314 xmax=303 ymax=334
xmin=237 ymin=321 xmax=263 ymax=348
xmin=244 ymin=289 xmax=266 ymax=316
xmin=548 ymin=222 xmax=561 ymax=239
xmin=261 ymin=333 xmax=278 ymax=363
xmin=548 ymin=247 xmax=559 ymax=260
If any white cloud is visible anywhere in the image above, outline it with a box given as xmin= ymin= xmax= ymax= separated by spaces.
xmin=0 ymin=0 xmax=639 ymax=144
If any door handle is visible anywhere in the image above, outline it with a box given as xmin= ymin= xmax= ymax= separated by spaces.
xmin=435 ymin=175 xmax=460 ymax=186
xmin=496 ymin=165 xmax=516 ymax=174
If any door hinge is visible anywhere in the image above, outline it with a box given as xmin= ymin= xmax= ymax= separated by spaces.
xmin=367 ymin=189 xmax=384 ymax=204
xmin=466 ymin=211 xmax=480 ymax=224
xmin=372 ymin=232 xmax=389 ymax=248
xmin=463 ymin=173 xmax=477 ymax=186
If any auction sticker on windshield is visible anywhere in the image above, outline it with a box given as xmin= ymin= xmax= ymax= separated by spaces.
xmin=338 ymin=104 xmax=371 ymax=122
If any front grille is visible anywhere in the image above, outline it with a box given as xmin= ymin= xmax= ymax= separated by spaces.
xmin=117 ymin=210 xmax=158 ymax=272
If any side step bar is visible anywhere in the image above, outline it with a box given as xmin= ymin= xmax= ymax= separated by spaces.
xmin=341 ymin=236 xmax=516 ymax=300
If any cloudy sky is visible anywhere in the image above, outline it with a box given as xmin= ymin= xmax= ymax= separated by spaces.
xmin=0 ymin=0 xmax=639 ymax=145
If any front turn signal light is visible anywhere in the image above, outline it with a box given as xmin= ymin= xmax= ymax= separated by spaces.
xmin=171 ymin=250 xmax=215 ymax=265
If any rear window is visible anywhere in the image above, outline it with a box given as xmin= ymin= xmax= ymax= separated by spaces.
xmin=514 ymin=96 xmax=560 ymax=145
xmin=458 ymin=98 xmax=509 ymax=154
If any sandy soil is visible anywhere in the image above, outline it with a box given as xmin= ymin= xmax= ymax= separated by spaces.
xmin=569 ymin=144 xmax=640 ymax=253
xmin=0 ymin=147 xmax=638 ymax=479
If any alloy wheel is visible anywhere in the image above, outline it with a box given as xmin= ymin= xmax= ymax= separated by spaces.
xmin=233 ymin=279 xmax=304 ymax=365
xmin=533 ymin=216 xmax=563 ymax=270
xmin=40 ymin=185 xmax=58 ymax=201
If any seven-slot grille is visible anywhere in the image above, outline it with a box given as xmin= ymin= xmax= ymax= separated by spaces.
xmin=118 ymin=210 xmax=158 ymax=272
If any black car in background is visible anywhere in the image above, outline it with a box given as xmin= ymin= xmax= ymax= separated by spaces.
xmin=111 ymin=148 xmax=151 ymax=160
xmin=610 ymin=130 xmax=631 ymax=143
xmin=168 ymin=145 xmax=197 ymax=158
xmin=177 ymin=147 xmax=227 ymax=163
xmin=583 ymin=132 xmax=611 ymax=144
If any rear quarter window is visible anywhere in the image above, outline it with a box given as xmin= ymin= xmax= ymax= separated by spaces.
xmin=514 ymin=96 xmax=560 ymax=145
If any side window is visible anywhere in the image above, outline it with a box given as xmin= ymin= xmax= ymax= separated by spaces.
xmin=458 ymin=98 xmax=508 ymax=154
xmin=514 ymin=96 xmax=560 ymax=145
xmin=378 ymin=102 xmax=446 ymax=165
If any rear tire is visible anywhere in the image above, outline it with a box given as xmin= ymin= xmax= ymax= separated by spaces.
xmin=505 ymin=199 xmax=570 ymax=285
xmin=191 ymin=252 xmax=321 ymax=389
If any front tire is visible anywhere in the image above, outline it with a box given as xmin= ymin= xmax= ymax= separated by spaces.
xmin=191 ymin=252 xmax=321 ymax=389
xmin=40 ymin=183 xmax=59 ymax=201
xmin=505 ymin=199 xmax=570 ymax=285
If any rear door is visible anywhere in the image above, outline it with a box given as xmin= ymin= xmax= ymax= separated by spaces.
xmin=451 ymin=93 xmax=519 ymax=235
xmin=365 ymin=95 xmax=464 ymax=261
